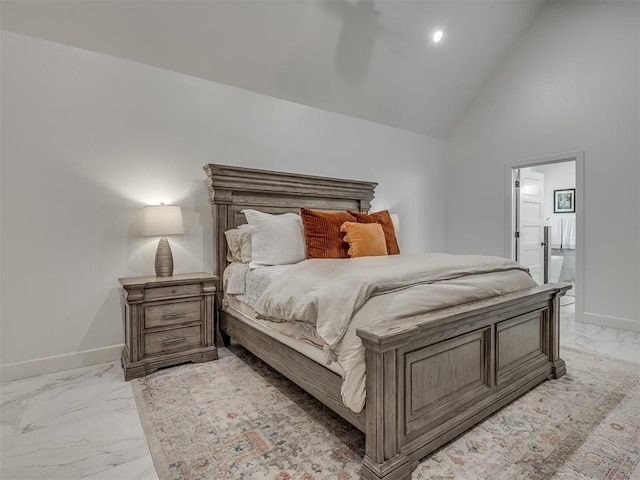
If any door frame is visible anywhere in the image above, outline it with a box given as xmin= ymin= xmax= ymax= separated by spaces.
xmin=504 ymin=151 xmax=584 ymax=319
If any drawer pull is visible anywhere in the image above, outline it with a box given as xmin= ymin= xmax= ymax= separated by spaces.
xmin=162 ymin=312 xmax=186 ymax=319
xmin=162 ymin=336 xmax=186 ymax=346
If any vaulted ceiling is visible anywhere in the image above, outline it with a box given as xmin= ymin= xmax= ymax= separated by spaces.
xmin=0 ymin=0 xmax=545 ymax=138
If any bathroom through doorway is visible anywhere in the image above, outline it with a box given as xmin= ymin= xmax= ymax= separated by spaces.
xmin=506 ymin=152 xmax=584 ymax=312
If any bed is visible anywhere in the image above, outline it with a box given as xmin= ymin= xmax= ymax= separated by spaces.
xmin=203 ymin=164 xmax=569 ymax=480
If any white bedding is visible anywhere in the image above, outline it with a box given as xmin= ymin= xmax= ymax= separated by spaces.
xmin=224 ymin=263 xmax=291 ymax=306
xmin=223 ymin=262 xmax=324 ymax=347
xmin=254 ymin=254 xmax=534 ymax=349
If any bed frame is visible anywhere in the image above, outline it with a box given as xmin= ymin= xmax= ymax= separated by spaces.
xmin=204 ymin=164 xmax=569 ymax=480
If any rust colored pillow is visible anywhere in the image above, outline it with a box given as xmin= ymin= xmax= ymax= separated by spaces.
xmin=300 ymin=208 xmax=355 ymax=258
xmin=348 ymin=209 xmax=400 ymax=255
xmin=340 ymin=222 xmax=388 ymax=258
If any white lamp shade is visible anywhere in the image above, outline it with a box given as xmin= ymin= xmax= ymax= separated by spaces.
xmin=143 ymin=204 xmax=184 ymax=236
xmin=390 ymin=213 xmax=400 ymax=233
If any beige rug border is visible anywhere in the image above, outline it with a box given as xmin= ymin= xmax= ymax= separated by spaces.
xmin=131 ymin=377 xmax=173 ymax=480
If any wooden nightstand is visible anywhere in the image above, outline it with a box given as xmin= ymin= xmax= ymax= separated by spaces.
xmin=119 ymin=272 xmax=218 ymax=380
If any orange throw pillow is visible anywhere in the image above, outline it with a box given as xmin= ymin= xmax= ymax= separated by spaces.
xmin=300 ymin=208 xmax=355 ymax=258
xmin=340 ymin=222 xmax=388 ymax=258
xmin=347 ymin=209 xmax=400 ymax=255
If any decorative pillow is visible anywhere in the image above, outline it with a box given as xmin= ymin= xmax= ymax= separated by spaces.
xmin=224 ymin=228 xmax=242 ymax=263
xmin=347 ymin=209 xmax=400 ymax=255
xmin=340 ymin=222 xmax=388 ymax=258
xmin=242 ymin=209 xmax=306 ymax=269
xmin=237 ymin=224 xmax=252 ymax=263
xmin=300 ymin=208 xmax=356 ymax=258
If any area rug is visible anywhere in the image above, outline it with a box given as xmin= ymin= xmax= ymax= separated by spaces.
xmin=132 ymin=347 xmax=640 ymax=480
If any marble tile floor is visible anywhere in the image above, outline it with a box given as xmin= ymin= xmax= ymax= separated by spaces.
xmin=2 ymin=306 xmax=639 ymax=480
xmin=560 ymin=302 xmax=640 ymax=364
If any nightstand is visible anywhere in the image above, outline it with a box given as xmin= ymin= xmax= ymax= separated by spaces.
xmin=119 ymin=272 xmax=218 ymax=380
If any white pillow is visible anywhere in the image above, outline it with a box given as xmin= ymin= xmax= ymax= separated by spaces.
xmin=224 ymin=225 xmax=252 ymax=263
xmin=242 ymin=209 xmax=306 ymax=269
xmin=224 ymin=228 xmax=242 ymax=263
xmin=237 ymin=224 xmax=252 ymax=264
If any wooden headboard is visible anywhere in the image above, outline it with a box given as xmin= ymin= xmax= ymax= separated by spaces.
xmin=203 ymin=164 xmax=377 ymax=280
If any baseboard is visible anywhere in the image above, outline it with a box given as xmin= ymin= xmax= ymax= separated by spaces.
xmin=0 ymin=344 xmax=123 ymax=382
xmin=578 ymin=311 xmax=640 ymax=333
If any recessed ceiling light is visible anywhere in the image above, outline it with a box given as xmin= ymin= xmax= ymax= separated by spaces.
xmin=432 ymin=30 xmax=444 ymax=43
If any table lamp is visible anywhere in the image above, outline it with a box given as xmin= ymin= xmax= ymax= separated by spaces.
xmin=143 ymin=203 xmax=184 ymax=277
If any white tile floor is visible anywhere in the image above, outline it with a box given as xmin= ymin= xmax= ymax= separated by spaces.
xmin=2 ymin=304 xmax=639 ymax=480
xmin=560 ymin=301 xmax=640 ymax=363
xmin=0 ymin=362 xmax=158 ymax=480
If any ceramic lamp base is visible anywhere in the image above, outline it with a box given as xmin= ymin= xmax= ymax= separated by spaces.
xmin=155 ymin=236 xmax=174 ymax=277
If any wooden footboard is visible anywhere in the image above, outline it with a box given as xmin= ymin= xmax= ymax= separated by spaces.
xmin=357 ymin=283 xmax=569 ymax=480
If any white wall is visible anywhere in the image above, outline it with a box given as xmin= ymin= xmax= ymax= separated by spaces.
xmin=0 ymin=31 xmax=446 ymax=378
xmin=446 ymin=1 xmax=639 ymax=329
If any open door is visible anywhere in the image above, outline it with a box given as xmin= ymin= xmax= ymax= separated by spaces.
xmin=516 ymin=168 xmax=545 ymax=284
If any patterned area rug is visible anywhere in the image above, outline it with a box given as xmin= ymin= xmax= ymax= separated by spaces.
xmin=132 ymin=347 xmax=640 ymax=480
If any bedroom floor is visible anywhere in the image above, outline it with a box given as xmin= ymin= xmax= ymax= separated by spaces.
xmin=2 ymin=303 xmax=639 ymax=480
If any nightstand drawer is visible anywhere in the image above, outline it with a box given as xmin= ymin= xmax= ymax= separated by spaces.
xmin=145 ymin=284 xmax=201 ymax=301
xmin=144 ymin=300 xmax=202 ymax=328
xmin=144 ymin=325 xmax=202 ymax=355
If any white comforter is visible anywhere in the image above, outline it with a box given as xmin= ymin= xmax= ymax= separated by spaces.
xmin=254 ymin=253 xmax=537 ymax=412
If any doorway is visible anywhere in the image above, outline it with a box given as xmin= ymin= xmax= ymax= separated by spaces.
xmin=505 ymin=152 xmax=584 ymax=314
